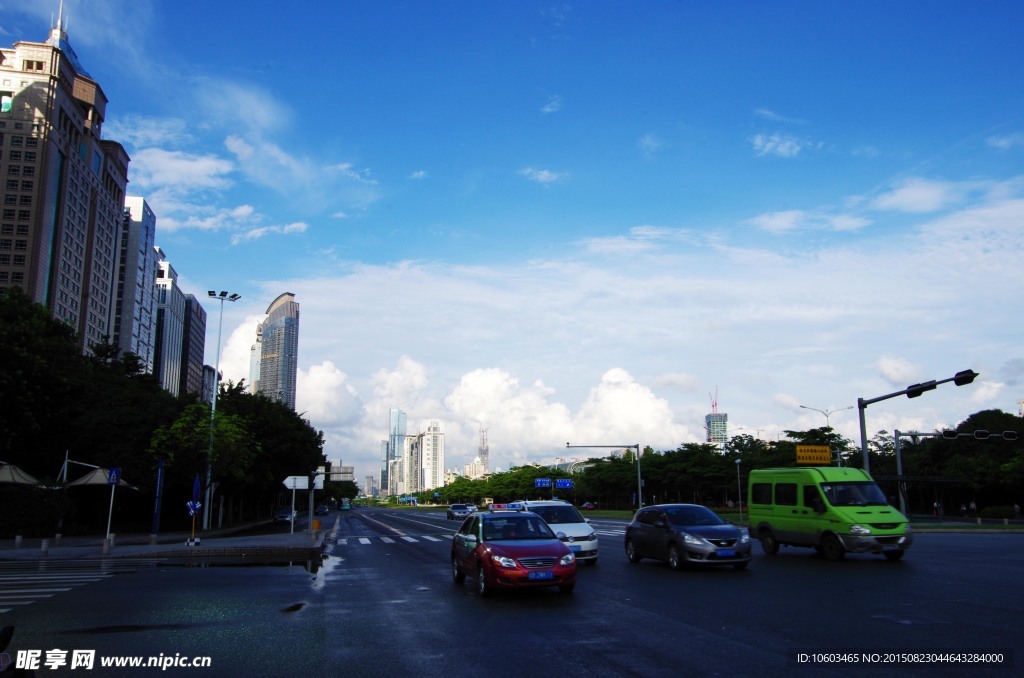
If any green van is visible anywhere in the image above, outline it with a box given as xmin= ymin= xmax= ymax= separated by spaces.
xmin=747 ymin=466 xmax=912 ymax=561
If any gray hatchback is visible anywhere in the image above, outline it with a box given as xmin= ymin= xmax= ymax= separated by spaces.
xmin=625 ymin=504 xmax=751 ymax=569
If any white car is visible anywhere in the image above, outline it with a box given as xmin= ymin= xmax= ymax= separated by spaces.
xmin=518 ymin=500 xmax=599 ymax=565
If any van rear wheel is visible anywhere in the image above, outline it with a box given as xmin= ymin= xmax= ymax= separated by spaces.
xmin=821 ymin=534 xmax=845 ymax=561
xmin=759 ymin=529 xmax=779 ymax=555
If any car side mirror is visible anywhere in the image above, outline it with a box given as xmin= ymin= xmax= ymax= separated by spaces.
xmin=463 ymin=534 xmax=477 ymax=543
xmin=555 ymin=531 xmax=568 ymax=540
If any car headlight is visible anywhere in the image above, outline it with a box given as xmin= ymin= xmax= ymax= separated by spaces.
xmin=849 ymin=524 xmax=872 ymax=535
xmin=560 ymin=553 xmax=576 ymax=566
xmin=739 ymin=529 xmax=750 ymax=544
xmin=682 ymin=533 xmax=705 ymax=546
xmin=491 ymin=555 xmax=517 ymax=568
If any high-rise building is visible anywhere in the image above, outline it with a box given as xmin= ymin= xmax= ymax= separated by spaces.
xmin=114 ymin=197 xmax=158 ymax=372
xmin=257 ymin=292 xmax=299 ymax=409
xmin=0 ymin=14 xmax=130 ymax=354
xmin=249 ymin=322 xmax=262 ymax=394
xmin=153 ymin=247 xmax=185 ymax=397
xmin=420 ymin=421 xmax=445 ymax=491
xmin=179 ymin=294 xmax=207 ymax=397
xmin=382 ymin=407 xmax=407 ymax=497
xmin=706 ymin=412 xmax=728 ymax=447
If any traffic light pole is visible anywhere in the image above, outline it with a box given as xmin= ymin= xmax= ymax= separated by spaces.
xmin=857 ymin=369 xmax=978 ymax=474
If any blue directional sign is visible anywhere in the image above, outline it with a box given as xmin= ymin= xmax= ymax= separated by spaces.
xmin=555 ymin=478 xmax=573 ymax=489
xmin=108 ymin=467 xmax=121 ymax=485
xmin=534 ymin=478 xmax=552 ymax=488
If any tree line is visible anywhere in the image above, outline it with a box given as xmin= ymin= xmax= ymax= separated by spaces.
xmin=423 ymin=411 xmax=1023 ymax=518
xmin=0 ymin=290 xmax=336 ymax=537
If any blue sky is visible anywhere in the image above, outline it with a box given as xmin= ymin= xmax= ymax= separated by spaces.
xmin=3 ymin=1 xmax=1023 ymax=485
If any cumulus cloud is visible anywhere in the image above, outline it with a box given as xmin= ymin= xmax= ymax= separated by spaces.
xmin=638 ymin=133 xmax=665 ymax=157
xmin=296 ymin=361 xmax=362 ymax=425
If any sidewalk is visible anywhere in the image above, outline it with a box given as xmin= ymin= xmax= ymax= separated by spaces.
xmin=0 ymin=521 xmax=329 ymax=561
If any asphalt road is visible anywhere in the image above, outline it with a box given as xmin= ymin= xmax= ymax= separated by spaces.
xmin=2 ymin=508 xmax=1021 ymax=677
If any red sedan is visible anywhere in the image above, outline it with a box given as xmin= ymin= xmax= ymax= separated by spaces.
xmin=451 ymin=505 xmax=577 ymax=596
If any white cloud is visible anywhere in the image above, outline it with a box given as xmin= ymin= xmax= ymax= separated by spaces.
xmin=871 ymin=178 xmax=965 ymax=213
xmin=986 ymin=132 xmax=1024 ymax=150
xmin=409 ymin=170 xmax=428 ymax=180
xmin=541 ymin=95 xmax=563 ymax=114
xmin=877 ymin=356 xmax=919 ymax=385
xmin=638 ymin=133 xmax=665 ymax=157
xmin=751 ymin=133 xmax=804 ymax=157
xmin=520 ymin=167 xmax=567 ymax=184
xmin=231 ymin=221 xmax=308 ymax=245
xmin=128 ymin=148 xmax=234 ymax=192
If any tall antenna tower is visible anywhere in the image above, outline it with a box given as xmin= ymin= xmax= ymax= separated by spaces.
xmin=478 ymin=426 xmax=490 ymax=471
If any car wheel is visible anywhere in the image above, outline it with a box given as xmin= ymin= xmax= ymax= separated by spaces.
xmin=452 ymin=557 xmax=465 ymax=584
xmin=759 ymin=529 xmax=779 ymax=555
xmin=732 ymin=560 xmax=749 ymax=570
xmin=883 ymin=550 xmax=905 ymax=561
xmin=821 ymin=534 xmax=845 ymax=561
xmin=558 ymin=583 xmax=575 ymax=594
xmin=668 ymin=544 xmax=684 ymax=571
xmin=625 ymin=540 xmax=641 ymax=564
xmin=476 ymin=565 xmax=491 ymax=597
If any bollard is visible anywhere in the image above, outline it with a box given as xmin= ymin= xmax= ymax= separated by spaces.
xmin=1004 ymin=518 xmax=1009 ymax=526
xmin=14 ymin=535 xmax=22 ymax=549
xmin=109 ymin=533 xmax=116 ymax=546
xmin=40 ymin=539 xmax=49 ymax=557
xmin=149 ymin=534 xmax=158 ymax=545
xmin=977 ymin=517 xmax=982 ymax=526
xmin=54 ymin=533 xmax=62 ymax=546
xmin=102 ymin=538 xmax=110 ymax=555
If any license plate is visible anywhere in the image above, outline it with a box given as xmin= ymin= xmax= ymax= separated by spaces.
xmin=569 ymin=544 xmax=581 ymax=552
xmin=527 ymin=570 xmax=554 ymax=580
xmin=717 ymin=549 xmax=736 ymax=557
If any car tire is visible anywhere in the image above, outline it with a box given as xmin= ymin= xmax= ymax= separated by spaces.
xmin=452 ymin=557 xmax=465 ymax=584
xmin=476 ymin=565 xmax=491 ymax=597
xmin=558 ymin=583 xmax=575 ymax=595
xmin=625 ymin=540 xmax=641 ymax=564
xmin=732 ymin=560 xmax=749 ymax=570
xmin=821 ymin=534 xmax=845 ymax=561
xmin=668 ymin=544 xmax=684 ymax=571
xmin=883 ymin=550 xmax=905 ymax=561
xmin=759 ymin=529 xmax=779 ymax=555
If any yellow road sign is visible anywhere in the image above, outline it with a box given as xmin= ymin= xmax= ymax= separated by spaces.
xmin=796 ymin=445 xmax=831 ymax=464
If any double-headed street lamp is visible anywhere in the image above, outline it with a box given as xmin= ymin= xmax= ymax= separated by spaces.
xmin=567 ymin=443 xmax=642 ymax=509
xmin=799 ymin=404 xmax=854 ymax=429
xmin=204 ymin=290 xmax=241 ymax=530
xmin=857 ymin=369 xmax=978 ymax=474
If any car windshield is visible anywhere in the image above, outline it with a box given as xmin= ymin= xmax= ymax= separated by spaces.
xmin=533 ymin=506 xmax=585 ymax=524
xmin=664 ymin=506 xmax=725 ymax=527
xmin=820 ymin=482 xmax=889 ymax=507
xmin=482 ymin=516 xmax=554 ymax=541
xmin=451 ymin=504 xmax=467 ymax=510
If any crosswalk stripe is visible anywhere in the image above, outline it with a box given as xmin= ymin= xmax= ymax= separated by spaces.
xmin=358 ymin=537 xmax=371 ymax=544
xmin=400 ymin=536 xmax=418 ymax=543
xmin=421 ymin=536 xmax=442 ymax=542
xmin=380 ymin=537 xmax=396 ymax=543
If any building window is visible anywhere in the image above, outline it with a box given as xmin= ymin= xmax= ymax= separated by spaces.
xmin=2 ymin=210 xmax=14 ymax=219
xmin=14 ymin=240 xmax=25 ymax=251
xmin=4 ymin=181 xmax=16 ymax=190
xmin=8 ymin=151 xmax=21 ymax=161
xmin=3 ymin=195 xmax=14 ymax=205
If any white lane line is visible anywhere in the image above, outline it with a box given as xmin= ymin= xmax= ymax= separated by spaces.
xmin=421 ymin=536 xmax=442 ymax=542
xmin=358 ymin=538 xmax=371 ymax=544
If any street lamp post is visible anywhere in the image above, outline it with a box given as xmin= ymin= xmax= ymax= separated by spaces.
xmin=799 ymin=404 xmax=854 ymax=429
xmin=857 ymin=369 xmax=978 ymax=475
xmin=735 ymin=458 xmax=743 ymax=523
xmin=567 ymin=443 xmax=642 ymax=509
xmin=205 ymin=290 xmax=241 ymax=531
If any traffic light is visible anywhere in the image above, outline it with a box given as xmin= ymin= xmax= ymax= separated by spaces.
xmin=906 ymin=380 xmax=937 ymax=398
xmin=953 ymin=369 xmax=979 ymax=386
